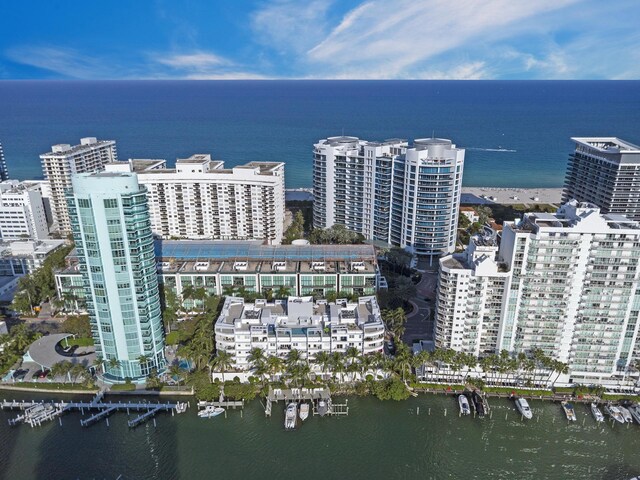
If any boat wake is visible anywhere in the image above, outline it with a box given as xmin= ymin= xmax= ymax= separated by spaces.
xmin=467 ymin=147 xmax=517 ymax=153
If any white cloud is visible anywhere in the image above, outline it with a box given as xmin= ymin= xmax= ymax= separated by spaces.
xmin=251 ymin=0 xmax=334 ymax=54
xmin=416 ymin=62 xmax=490 ymax=80
xmin=156 ymin=52 xmax=230 ymax=68
xmin=305 ymin=0 xmax=579 ymax=78
xmin=5 ymin=46 xmax=119 ymax=79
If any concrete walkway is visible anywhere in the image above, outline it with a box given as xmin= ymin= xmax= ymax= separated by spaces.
xmin=403 ymin=268 xmax=438 ymax=345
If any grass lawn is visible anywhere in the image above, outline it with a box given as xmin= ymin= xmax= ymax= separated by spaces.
xmin=110 ymin=383 xmax=136 ymax=391
xmin=62 ymin=337 xmax=94 ymax=347
xmin=165 ymin=331 xmax=181 ymax=345
xmin=11 ymin=382 xmax=96 ymax=391
xmin=484 ymin=386 xmax=554 ymax=397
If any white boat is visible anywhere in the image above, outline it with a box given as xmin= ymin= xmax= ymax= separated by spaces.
xmin=198 ymin=406 xmax=224 ymax=418
xmin=619 ymin=406 xmax=633 ymax=423
xmin=458 ymin=395 xmax=471 ymax=415
xmin=590 ymin=403 xmax=604 ymax=423
xmin=561 ymin=401 xmax=577 ymax=422
xmin=628 ymin=404 xmax=640 ymax=424
xmin=515 ymin=398 xmax=533 ymax=420
xmin=285 ymin=402 xmax=297 ymax=430
xmin=299 ymin=402 xmax=310 ymax=421
xmin=317 ymin=399 xmax=328 ymax=417
xmin=604 ymin=404 xmax=625 ymax=424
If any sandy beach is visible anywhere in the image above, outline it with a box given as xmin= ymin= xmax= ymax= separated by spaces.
xmin=461 ymin=187 xmax=562 ymax=205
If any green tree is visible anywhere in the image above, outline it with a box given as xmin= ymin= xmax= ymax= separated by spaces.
xmin=212 ymin=350 xmax=234 ymax=382
xmin=61 ymin=315 xmax=91 ymax=338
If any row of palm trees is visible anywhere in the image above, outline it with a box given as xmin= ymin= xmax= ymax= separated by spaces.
xmin=50 ymin=360 xmax=93 ymax=384
xmin=413 ymin=348 xmax=569 ymax=388
xmin=207 ymin=344 xmax=569 ymax=390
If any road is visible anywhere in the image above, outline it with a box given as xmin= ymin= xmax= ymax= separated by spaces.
xmin=403 ymin=266 xmax=438 ymax=345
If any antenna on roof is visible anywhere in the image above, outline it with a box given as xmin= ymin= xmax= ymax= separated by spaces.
xmin=432 ymin=130 xmax=435 ymax=139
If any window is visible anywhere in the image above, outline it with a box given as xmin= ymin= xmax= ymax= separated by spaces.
xmin=104 ymin=199 xmax=118 ymax=209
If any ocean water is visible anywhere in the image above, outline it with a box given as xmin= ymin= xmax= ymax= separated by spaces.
xmin=0 ymin=392 xmax=638 ymax=480
xmin=1 ymin=80 xmax=639 ymax=189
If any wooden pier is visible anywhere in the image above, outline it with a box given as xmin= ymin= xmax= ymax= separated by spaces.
xmin=264 ymin=387 xmax=349 ymax=417
xmin=1 ymin=392 xmax=188 ymax=428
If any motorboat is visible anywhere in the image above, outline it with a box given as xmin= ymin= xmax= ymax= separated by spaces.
xmin=175 ymin=402 xmax=188 ymax=414
xmin=619 ymin=406 xmax=633 ymax=423
xmin=627 ymin=404 xmax=640 ymax=424
xmin=458 ymin=395 xmax=471 ymax=415
xmin=561 ymin=401 xmax=577 ymax=422
xmin=472 ymin=391 xmax=486 ymax=418
xmin=604 ymin=404 xmax=625 ymax=424
xmin=299 ymin=402 xmax=310 ymax=421
xmin=515 ymin=398 xmax=533 ymax=420
xmin=317 ymin=399 xmax=328 ymax=417
xmin=198 ymin=406 xmax=224 ymax=418
xmin=285 ymin=402 xmax=297 ymax=430
xmin=590 ymin=403 xmax=604 ymax=423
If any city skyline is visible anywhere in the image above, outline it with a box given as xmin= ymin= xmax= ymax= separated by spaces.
xmin=0 ymin=0 xmax=638 ymax=80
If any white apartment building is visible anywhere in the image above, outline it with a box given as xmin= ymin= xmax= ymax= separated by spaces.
xmin=313 ymin=136 xmax=464 ymax=257
xmin=215 ymin=295 xmax=385 ymax=370
xmin=40 ymin=137 xmax=117 ymax=233
xmin=0 ymin=142 xmax=9 ymax=181
xmin=111 ymin=155 xmax=285 ymax=243
xmin=563 ymin=137 xmax=640 ymax=220
xmin=435 ymin=201 xmax=640 ymax=385
xmin=0 ymin=180 xmax=48 ymax=240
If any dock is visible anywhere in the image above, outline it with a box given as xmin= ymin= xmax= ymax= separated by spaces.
xmin=2 ymin=391 xmax=188 ymax=428
xmin=264 ymin=387 xmax=349 ymax=417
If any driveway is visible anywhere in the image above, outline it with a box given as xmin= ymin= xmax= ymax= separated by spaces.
xmin=403 ymin=267 xmax=439 ymax=345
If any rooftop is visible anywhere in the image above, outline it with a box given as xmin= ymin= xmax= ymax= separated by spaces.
xmin=40 ymin=138 xmax=115 ymax=157
xmin=572 ymin=137 xmax=640 ymax=153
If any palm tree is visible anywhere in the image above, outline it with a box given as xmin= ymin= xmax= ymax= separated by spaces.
xmin=92 ymin=356 xmax=105 ymax=375
xmin=266 ymin=355 xmax=284 ymax=380
xmin=286 ymin=349 xmax=303 ymax=368
xmin=168 ymin=363 xmax=183 ymax=385
xmin=222 ymin=285 xmax=236 ymax=297
xmin=212 ymin=350 xmax=233 ymax=382
xmin=392 ymin=343 xmax=413 ymax=383
xmin=108 ymin=357 xmax=122 ymax=378
xmin=314 ymin=351 xmax=332 ymax=380
xmin=345 ymin=346 xmax=361 ymax=382
xmin=193 ymin=286 xmax=207 ymax=312
xmin=137 ymin=354 xmax=151 ymax=376
xmin=247 ymin=347 xmax=266 ymax=381
xmin=330 ymin=352 xmax=345 ymax=382
xmin=275 ymin=286 xmax=291 ymax=299
xmin=181 ymin=284 xmax=195 ymax=311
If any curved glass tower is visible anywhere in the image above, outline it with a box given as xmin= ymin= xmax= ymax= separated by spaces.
xmin=68 ymin=172 xmax=165 ymax=382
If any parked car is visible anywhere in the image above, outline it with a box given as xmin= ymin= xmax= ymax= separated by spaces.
xmin=35 ymin=369 xmax=50 ymax=379
xmin=385 ymin=339 xmax=396 ymax=355
xmin=12 ymin=369 xmax=29 ymax=381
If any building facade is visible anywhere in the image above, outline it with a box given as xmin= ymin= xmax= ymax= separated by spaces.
xmin=0 ymin=142 xmax=9 ymax=181
xmin=215 ymin=295 xmax=385 ymax=370
xmin=41 ymin=137 xmax=117 ymax=233
xmin=67 ymin=172 xmax=165 ymax=381
xmin=563 ymin=137 xmax=640 ymax=221
xmin=107 ymin=155 xmax=285 ymax=243
xmin=0 ymin=239 xmax=65 ymax=276
xmin=435 ymin=201 xmax=640 ymax=385
xmin=0 ymin=180 xmax=49 ymax=240
xmin=55 ymin=241 xmax=382 ymax=311
xmin=313 ymin=135 xmax=464 ymax=256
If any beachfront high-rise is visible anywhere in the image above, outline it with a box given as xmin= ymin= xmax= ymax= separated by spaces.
xmin=435 ymin=201 xmax=640 ymax=386
xmin=41 ymin=137 xmax=117 ymax=233
xmin=563 ymin=137 xmax=640 ymax=221
xmin=313 ymin=136 xmax=464 ymax=256
xmin=0 ymin=180 xmax=49 ymax=240
xmin=107 ymin=155 xmax=286 ymax=243
xmin=0 ymin=142 xmax=9 ymax=181
xmin=67 ymin=171 xmax=165 ymax=381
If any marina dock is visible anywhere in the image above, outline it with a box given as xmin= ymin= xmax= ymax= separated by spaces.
xmin=1 ymin=391 xmax=188 ymax=428
xmin=264 ymin=387 xmax=349 ymax=417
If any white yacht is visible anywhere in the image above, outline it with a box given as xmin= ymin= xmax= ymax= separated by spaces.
xmin=618 ymin=405 xmax=633 ymax=423
xmin=299 ymin=402 xmax=310 ymax=421
xmin=198 ymin=406 xmax=224 ymax=418
xmin=285 ymin=402 xmax=297 ymax=430
xmin=590 ymin=403 xmax=604 ymax=423
xmin=628 ymin=404 xmax=640 ymax=424
xmin=604 ymin=404 xmax=625 ymax=424
xmin=458 ymin=395 xmax=471 ymax=415
xmin=515 ymin=398 xmax=533 ymax=420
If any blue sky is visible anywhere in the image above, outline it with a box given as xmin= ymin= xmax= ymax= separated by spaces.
xmin=1 ymin=0 xmax=638 ymax=80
